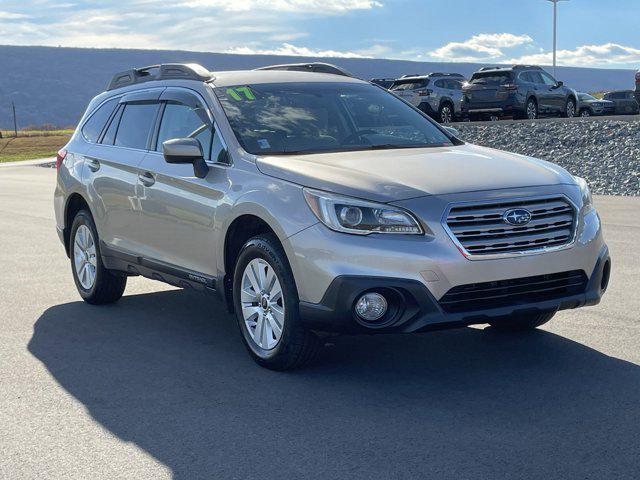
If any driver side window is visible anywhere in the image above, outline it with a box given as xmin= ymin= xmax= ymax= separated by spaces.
xmin=540 ymin=72 xmax=557 ymax=86
xmin=156 ymin=102 xmax=213 ymax=160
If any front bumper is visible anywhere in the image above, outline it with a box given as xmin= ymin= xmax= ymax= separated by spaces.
xmin=299 ymin=245 xmax=610 ymax=334
xmin=288 ymin=185 xmax=607 ymax=333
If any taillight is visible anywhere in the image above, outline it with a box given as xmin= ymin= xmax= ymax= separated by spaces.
xmin=56 ymin=149 xmax=67 ymax=170
xmin=417 ymin=89 xmax=432 ymax=96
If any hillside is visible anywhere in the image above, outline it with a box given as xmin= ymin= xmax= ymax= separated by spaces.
xmin=0 ymin=45 xmax=637 ymax=129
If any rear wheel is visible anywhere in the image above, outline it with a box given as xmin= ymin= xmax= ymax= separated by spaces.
xmin=580 ymin=108 xmax=591 ymax=117
xmin=489 ymin=311 xmax=556 ymax=331
xmin=233 ymin=234 xmax=320 ymax=370
xmin=70 ymin=210 xmax=126 ymax=304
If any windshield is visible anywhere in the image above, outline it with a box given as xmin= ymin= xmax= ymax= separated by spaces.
xmin=579 ymin=93 xmax=597 ymax=101
xmin=214 ymin=82 xmax=452 ymax=155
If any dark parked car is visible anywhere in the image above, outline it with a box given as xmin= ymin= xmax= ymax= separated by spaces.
xmin=635 ymin=70 xmax=640 ymax=104
xmin=577 ymin=93 xmax=616 ymax=117
xmin=602 ymin=90 xmax=639 ymax=115
xmin=462 ymin=65 xmax=578 ymax=120
xmin=370 ymin=78 xmax=396 ymax=89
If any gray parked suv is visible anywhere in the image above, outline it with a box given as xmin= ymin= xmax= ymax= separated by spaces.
xmin=55 ymin=63 xmax=610 ymax=370
xmin=462 ymin=65 xmax=578 ymax=120
xmin=390 ymin=73 xmax=465 ymax=123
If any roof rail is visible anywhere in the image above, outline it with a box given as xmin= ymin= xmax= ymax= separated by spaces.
xmin=478 ymin=66 xmax=503 ymax=71
xmin=400 ymin=74 xmax=422 ymax=78
xmin=512 ymin=64 xmax=541 ymax=69
xmin=255 ymin=62 xmax=355 ymax=78
xmin=107 ymin=63 xmax=213 ymax=91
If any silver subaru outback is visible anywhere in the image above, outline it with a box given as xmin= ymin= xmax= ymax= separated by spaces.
xmin=54 ymin=63 xmax=610 ymax=370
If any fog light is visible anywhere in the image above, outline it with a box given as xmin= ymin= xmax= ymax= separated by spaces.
xmin=355 ymin=293 xmax=388 ymax=322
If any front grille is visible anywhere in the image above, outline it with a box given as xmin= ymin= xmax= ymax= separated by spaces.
xmin=439 ymin=270 xmax=587 ymax=313
xmin=445 ymin=197 xmax=576 ymax=256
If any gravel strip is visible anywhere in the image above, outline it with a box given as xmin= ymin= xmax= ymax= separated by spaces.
xmin=455 ymin=119 xmax=640 ymax=196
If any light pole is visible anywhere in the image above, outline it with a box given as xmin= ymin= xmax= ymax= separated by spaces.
xmin=546 ymin=0 xmax=569 ymax=78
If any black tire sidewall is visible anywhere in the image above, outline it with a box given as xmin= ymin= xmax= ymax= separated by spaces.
xmin=70 ymin=210 xmax=104 ymax=300
xmin=232 ymin=235 xmax=301 ymax=364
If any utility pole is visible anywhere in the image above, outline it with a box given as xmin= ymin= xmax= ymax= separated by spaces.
xmin=546 ymin=0 xmax=569 ymax=78
xmin=11 ymin=101 xmax=18 ymax=137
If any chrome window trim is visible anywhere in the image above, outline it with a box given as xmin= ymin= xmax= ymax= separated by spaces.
xmin=440 ymin=193 xmax=579 ymax=261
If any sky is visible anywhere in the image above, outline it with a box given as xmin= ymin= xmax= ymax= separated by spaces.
xmin=1 ymin=0 xmax=639 ymax=69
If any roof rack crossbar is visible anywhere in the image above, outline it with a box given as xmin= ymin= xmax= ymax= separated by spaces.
xmin=255 ymin=62 xmax=355 ymax=78
xmin=107 ymin=63 xmax=213 ymax=91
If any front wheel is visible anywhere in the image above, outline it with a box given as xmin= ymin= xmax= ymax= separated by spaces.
xmin=233 ymin=234 xmax=320 ymax=370
xmin=563 ymin=98 xmax=576 ymax=118
xmin=439 ymin=103 xmax=454 ymax=124
xmin=70 ymin=210 xmax=126 ymax=304
xmin=526 ymin=98 xmax=538 ymax=119
xmin=580 ymin=108 xmax=591 ymax=117
xmin=488 ymin=311 xmax=556 ymax=331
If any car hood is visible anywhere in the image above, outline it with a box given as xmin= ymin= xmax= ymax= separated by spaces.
xmin=255 ymin=144 xmax=575 ymax=203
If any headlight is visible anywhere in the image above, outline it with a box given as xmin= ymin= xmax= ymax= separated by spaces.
xmin=574 ymin=176 xmax=592 ymax=207
xmin=303 ymin=188 xmax=423 ymax=235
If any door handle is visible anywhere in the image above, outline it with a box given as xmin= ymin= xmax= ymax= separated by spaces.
xmin=86 ymin=157 xmax=100 ymax=172
xmin=138 ymin=171 xmax=156 ymax=187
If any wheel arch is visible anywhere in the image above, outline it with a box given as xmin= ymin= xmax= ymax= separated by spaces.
xmin=63 ymin=192 xmax=93 ymax=257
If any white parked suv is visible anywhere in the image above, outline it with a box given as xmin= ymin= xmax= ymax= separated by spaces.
xmin=54 ymin=63 xmax=611 ymax=370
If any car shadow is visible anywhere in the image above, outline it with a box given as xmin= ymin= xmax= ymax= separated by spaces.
xmin=29 ymin=289 xmax=640 ymax=479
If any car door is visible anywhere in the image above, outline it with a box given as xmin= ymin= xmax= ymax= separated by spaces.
xmin=134 ymin=88 xmax=230 ymax=277
xmin=84 ymin=89 xmax=162 ymax=254
xmin=539 ymin=71 xmax=564 ymax=112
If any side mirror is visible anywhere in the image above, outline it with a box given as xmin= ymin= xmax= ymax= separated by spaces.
xmin=442 ymin=125 xmax=460 ymax=138
xmin=163 ymin=138 xmax=209 ymax=179
xmin=555 ymin=80 xmax=564 ymax=88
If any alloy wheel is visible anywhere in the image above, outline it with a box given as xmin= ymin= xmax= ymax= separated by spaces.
xmin=567 ymin=100 xmax=576 ymax=118
xmin=73 ymin=224 xmax=97 ymax=290
xmin=581 ymin=109 xmax=591 ymax=117
xmin=527 ymin=101 xmax=537 ymax=119
xmin=440 ymin=105 xmax=453 ymax=124
xmin=240 ymin=258 xmax=285 ymax=350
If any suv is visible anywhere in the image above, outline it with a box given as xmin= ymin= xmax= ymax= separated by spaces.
xmin=602 ymin=90 xmax=639 ymax=115
xmin=55 ymin=63 xmax=610 ymax=370
xmin=390 ymin=73 xmax=465 ymax=123
xmin=634 ymin=70 xmax=640 ymax=105
xmin=462 ymin=65 xmax=578 ymax=120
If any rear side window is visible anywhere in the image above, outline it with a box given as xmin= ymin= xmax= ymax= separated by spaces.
xmin=156 ymin=102 xmax=212 ymax=159
xmin=81 ymin=97 xmax=119 ymax=143
xmin=114 ymin=103 xmax=159 ymax=150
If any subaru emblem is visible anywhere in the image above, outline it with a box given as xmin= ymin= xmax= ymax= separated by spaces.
xmin=503 ymin=208 xmax=532 ymax=226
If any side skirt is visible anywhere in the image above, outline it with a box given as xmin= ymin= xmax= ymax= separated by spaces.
xmin=100 ymin=242 xmax=217 ymax=294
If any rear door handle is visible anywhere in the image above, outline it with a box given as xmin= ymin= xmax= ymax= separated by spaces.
xmin=138 ymin=171 xmax=156 ymax=187
xmin=86 ymin=157 xmax=100 ymax=172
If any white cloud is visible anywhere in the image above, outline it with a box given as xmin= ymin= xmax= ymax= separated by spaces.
xmin=429 ymin=33 xmax=533 ymax=62
xmin=508 ymin=43 xmax=640 ymax=66
xmin=0 ymin=11 xmax=30 ymax=19
xmin=227 ymin=43 xmax=368 ymax=58
xmin=178 ymin=0 xmax=382 ymax=13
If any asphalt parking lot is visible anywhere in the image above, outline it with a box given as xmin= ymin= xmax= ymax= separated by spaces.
xmin=1 ymin=164 xmax=639 ymax=480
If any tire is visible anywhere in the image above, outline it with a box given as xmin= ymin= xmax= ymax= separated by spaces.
xmin=526 ymin=98 xmax=538 ymax=120
xmin=232 ymin=234 xmax=320 ymax=370
xmin=439 ymin=102 xmax=454 ymax=124
xmin=580 ymin=108 xmax=591 ymax=117
xmin=563 ymin=97 xmax=576 ymax=118
xmin=70 ymin=210 xmax=127 ymax=304
xmin=488 ymin=311 xmax=556 ymax=331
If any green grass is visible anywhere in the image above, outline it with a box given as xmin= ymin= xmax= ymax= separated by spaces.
xmin=1 ymin=129 xmax=74 ymax=138
xmin=0 ymin=134 xmax=72 ymax=163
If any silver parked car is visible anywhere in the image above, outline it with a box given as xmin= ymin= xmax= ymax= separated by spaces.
xmin=55 ymin=63 xmax=611 ymax=370
xmin=390 ymin=73 xmax=465 ymax=123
